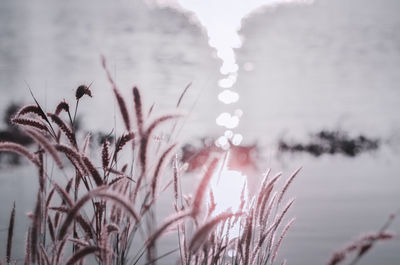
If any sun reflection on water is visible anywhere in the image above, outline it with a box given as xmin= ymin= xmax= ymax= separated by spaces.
xmin=152 ymin=0 xmax=311 ymax=233
xmin=170 ymin=0 xmax=313 ymax=150
xmin=209 ymin=154 xmax=248 ymax=238
xmin=211 ymin=169 xmax=247 ymax=214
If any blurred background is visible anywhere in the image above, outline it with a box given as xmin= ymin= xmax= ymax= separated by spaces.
xmin=0 ymin=0 xmax=399 ymax=264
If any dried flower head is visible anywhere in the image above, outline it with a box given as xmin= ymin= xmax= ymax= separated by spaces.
xmin=75 ymin=85 xmax=92 ymax=100
xmin=55 ymin=100 xmax=70 ymax=115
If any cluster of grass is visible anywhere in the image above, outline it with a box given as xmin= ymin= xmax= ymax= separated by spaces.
xmin=1 ymin=57 xmax=396 ymax=265
xmin=0 ymin=58 xmax=299 ymax=265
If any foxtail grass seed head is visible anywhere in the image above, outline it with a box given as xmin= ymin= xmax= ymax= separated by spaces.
xmin=55 ymin=100 xmax=70 ymax=115
xmin=192 ymin=158 xmax=219 ymax=218
xmin=75 ymin=85 xmax=92 ymax=100
xmin=277 ymin=167 xmax=301 ymax=205
xmin=189 ymin=211 xmax=237 ymax=253
xmin=113 ymin=88 xmax=131 ymax=131
xmin=6 ymin=202 xmax=16 ymax=264
xmin=49 ymin=113 xmax=77 ymax=148
xmin=133 ymin=86 xmax=144 ymax=136
xmin=271 ymin=218 xmax=296 ymax=264
xmin=82 ymin=133 xmax=92 ymax=155
xmin=102 ymin=140 xmax=110 ymax=169
xmin=11 ymin=117 xmax=49 ymax=132
xmin=16 ymin=105 xmax=47 ymax=121
xmin=151 ymin=144 xmax=177 ymax=198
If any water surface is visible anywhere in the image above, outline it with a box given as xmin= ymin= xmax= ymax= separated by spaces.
xmin=0 ymin=0 xmax=399 ymax=264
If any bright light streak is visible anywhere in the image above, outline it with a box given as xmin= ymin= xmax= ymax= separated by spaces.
xmin=232 ymin=134 xmax=243 ymax=145
xmin=218 ymin=74 xmax=237 ymax=88
xmin=155 ymin=0 xmax=314 ymax=148
xmin=218 ymin=89 xmax=239 ymax=104
xmin=175 ymin=0 xmax=313 ymax=87
xmin=216 ymin=112 xmax=240 ymax=129
xmin=224 ymin=130 xmax=234 ymax=139
xmin=209 ymin=155 xmax=248 ymax=238
xmin=211 ymin=169 xmax=247 ymax=214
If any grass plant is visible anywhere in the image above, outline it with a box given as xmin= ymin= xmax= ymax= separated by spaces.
xmin=0 ymin=58 xmax=299 ymax=265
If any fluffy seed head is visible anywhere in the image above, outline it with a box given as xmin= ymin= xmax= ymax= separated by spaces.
xmin=75 ymin=85 xmax=92 ymax=100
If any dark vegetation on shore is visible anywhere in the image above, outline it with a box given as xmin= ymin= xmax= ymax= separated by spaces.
xmin=278 ymin=130 xmax=380 ymax=157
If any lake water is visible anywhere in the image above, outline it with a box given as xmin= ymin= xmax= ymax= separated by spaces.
xmin=0 ymin=0 xmax=400 ymax=264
